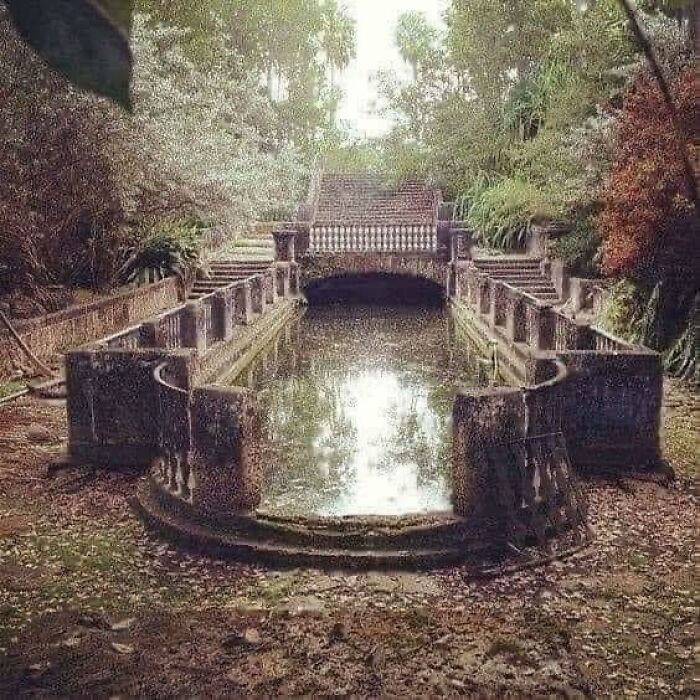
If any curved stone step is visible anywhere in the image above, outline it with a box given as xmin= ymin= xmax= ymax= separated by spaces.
xmin=135 ymin=481 xmax=477 ymax=570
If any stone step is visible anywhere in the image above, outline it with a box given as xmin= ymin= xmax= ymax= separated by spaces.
xmin=475 ymin=265 xmax=543 ymax=273
xmin=135 ymin=481 xmax=479 ymax=571
xmin=235 ymin=238 xmax=274 ymax=247
xmin=211 ymin=263 xmax=271 ymax=271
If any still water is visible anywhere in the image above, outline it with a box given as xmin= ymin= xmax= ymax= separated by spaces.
xmin=239 ymin=304 xmax=488 ymax=517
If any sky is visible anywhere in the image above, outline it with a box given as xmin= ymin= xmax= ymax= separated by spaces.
xmin=336 ymin=0 xmax=447 ymax=139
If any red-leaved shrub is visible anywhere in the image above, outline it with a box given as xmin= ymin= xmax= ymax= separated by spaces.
xmin=598 ymin=68 xmax=699 ymax=282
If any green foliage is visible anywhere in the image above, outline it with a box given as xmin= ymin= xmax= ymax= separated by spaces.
xmin=598 ymin=279 xmax=643 ymax=342
xmin=118 ymin=220 xmax=200 ymax=284
xmin=664 ymin=298 xmax=699 ymax=387
xmin=466 ymin=178 xmax=557 ymax=250
xmin=549 ymin=222 xmax=601 ymax=278
xmin=5 ymin=0 xmax=133 ymax=108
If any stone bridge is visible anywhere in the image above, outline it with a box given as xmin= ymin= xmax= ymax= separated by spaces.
xmin=276 ymin=173 xmax=469 ymax=295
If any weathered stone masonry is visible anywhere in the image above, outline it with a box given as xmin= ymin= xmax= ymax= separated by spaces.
xmin=0 ymin=278 xmax=181 ymax=380
xmin=66 ymin=263 xmax=300 ymax=515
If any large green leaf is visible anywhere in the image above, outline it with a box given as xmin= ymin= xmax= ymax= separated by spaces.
xmin=5 ymin=0 xmax=134 ymax=109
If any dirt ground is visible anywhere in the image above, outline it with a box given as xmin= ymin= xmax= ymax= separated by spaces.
xmin=0 ymin=381 xmax=696 ymax=697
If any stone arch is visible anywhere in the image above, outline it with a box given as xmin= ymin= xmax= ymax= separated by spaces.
xmin=299 ymin=253 xmax=449 ymax=293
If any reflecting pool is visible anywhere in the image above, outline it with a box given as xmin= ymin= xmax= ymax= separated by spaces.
xmin=232 ymin=304 xmax=489 ymax=517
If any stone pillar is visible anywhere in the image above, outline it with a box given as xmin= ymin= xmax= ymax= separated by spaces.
xmin=140 ymin=319 xmax=164 ymax=348
xmin=437 ymin=220 xmax=451 ymax=259
xmin=550 ymin=259 xmax=570 ymax=301
xmin=452 ymin=387 xmax=525 ymax=531
xmin=289 ymin=262 xmax=300 ymax=296
xmin=190 ymin=387 xmax=263 ymax=514
xmin=446 ymin=263 xmax=458 ymax=298
xmin=465 ymin=265 xmax=477 ymax=307
xmin=273 ymin=228 xmax=296 ymax=262
xmin=250 ymin=275 xmax=266 ymax=315
xmin=476 ymin=273 xmax=490 ymax=317
xmin=491 ymin=280 xmax=507 ymax=328
xmin=295 ymin=224 xmax=310 ymax=257
xmin=264 ymin=268 xmax=277 ymax=306
xmin=504 ymin=288 xmax=520 ymax=342
xmin=181 ymin=301 xmax=206 ymax=353
xmin=233 ymin=281 xmax=253 ymax=325
xmin=214 ymin=287 xmax=234 ymax=341
xmin=275 ymin=263 xmax=291 ymax=298
xmin=526 ymin=300 xmax=554 ymax=351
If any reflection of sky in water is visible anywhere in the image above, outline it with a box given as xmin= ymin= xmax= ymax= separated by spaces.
xmin=245 ymin=306 xmax=485 ymax=517
xmin=321 ymin=369 xmax=446 ymax=515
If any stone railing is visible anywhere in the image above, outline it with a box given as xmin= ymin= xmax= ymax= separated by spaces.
xmin=151 ymin=360 xmax=263 ymax=514
xmin=307 ymin=224 xmax=438 ymax=254
xmin=0 ymin=277 xmax=181 ymax=380
xmin=451 ymin=260 xmax=664 ymax=474
xmin=66 ymin=260 xmax=299 ymax=477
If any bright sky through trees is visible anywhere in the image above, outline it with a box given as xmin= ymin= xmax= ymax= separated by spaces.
xmin=337 ymin=0 xmax=447 ymax=137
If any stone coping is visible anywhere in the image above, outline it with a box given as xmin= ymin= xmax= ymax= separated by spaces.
xmin=2 ymin=278 xmax=178 ymax=335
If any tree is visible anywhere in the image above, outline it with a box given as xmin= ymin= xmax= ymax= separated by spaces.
xmin=395 ymin=11 xmax=440 ymax=80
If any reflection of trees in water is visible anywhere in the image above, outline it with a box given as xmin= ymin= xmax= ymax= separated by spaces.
xmin=264 ymin=354 xmax=357 ymax=513
xmin=240 ymin=304 xmax=491 ymax=515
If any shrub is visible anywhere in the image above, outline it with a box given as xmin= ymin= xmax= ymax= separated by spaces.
xmin=549 ymin=221 xmax=601 ymax=278
xmin=117 ymin=220 xmax=201 ymax=285
xmin=598 ymin=68 xmax=698 ymax=281
xmin=466 ymin=177 xmax=557 ymax=249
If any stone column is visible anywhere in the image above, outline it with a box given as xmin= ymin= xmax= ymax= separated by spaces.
xmin=140 ymin=319 xmax=164 ymax=348
xmin=190 ymin=387 xmax=263 ymax=514
xmin=550 ymin=259 xmax=570 ymax=302
xmin=214 ymin=287 xmax=234 ymax=341
xmin=295 ymin=224 xmax=310 ymax=256
xmin=526 ymin=300 xmax=554 ymax=351
xmin=233 ymin=281 xmax=253 ymax=325
xmin=465 ymin=265 xmax=477 ymax=307
xmin=275 ymin=263 xmax=291 ymax=298
xmin=289 ymin=262 xmax=300 ymax=296
xmin=264 ymin=268 xmax=277 ymax=306
xmin=504 ymin=288 xmax=527 ymax=343
xmin=491 ymin=280 xmax=507 ymax=328
xmin=476 ymin=273 xmax=490 ymax=317
xmin=273 ymin=228 xmax=296 ymax=262
xmin=250 ymin=276 xmax=266 ymax=315
xmin=181 ymin=301 xmax=206 ymax=353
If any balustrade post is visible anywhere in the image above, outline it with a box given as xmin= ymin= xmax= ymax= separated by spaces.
xmin=250 ymin=275 xmax=266 ymax=315
xmin=504 ymin=289 xmax=526 ymax=343
xmin=275 ymin=263 xmax=291 ymax=298
xmin=526 ymin=301 xmax=555 ymax=351
xmin=181 ymin=301 xmax=206 ymax=353
xmin=465 ymin=264 xmax=477 ymax=307
xmin=233 ymin=281 xmax=253 ymax=325
xmin=214 ymin=287 xmax=234 ymax=341
xmin=140 ymin=319 xmax=164 ymax=348
xmin=272 ymin=227 xmax=296 ymax=262
xmin=491 ymin=280 xmax=507 ymax=328
xmin=476 ymin=273 xmax=490 ymax=317
xmin=264 ymin=268 xmax=277 ymax=305
xmin=295 ymin=223 xmax=310 ymax=256
xmin=289 ymin=262 xmax=300 ymax=295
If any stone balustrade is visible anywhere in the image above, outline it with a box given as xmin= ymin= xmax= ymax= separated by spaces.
xmin=308 ymin=224 xmax=438 ymax=254
xmin=66 ymin=260 xmax=298 ymax=478
xmin=451 ymin=261 xmax=664 ymax=475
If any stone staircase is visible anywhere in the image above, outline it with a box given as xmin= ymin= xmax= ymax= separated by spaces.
xmin=472 ymin=256 xmax=560 ymax=304
xmin=313 ymin=174 xmax=438 ymax=226
xmin=188 ymin=235 xmax=275 ymax=301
